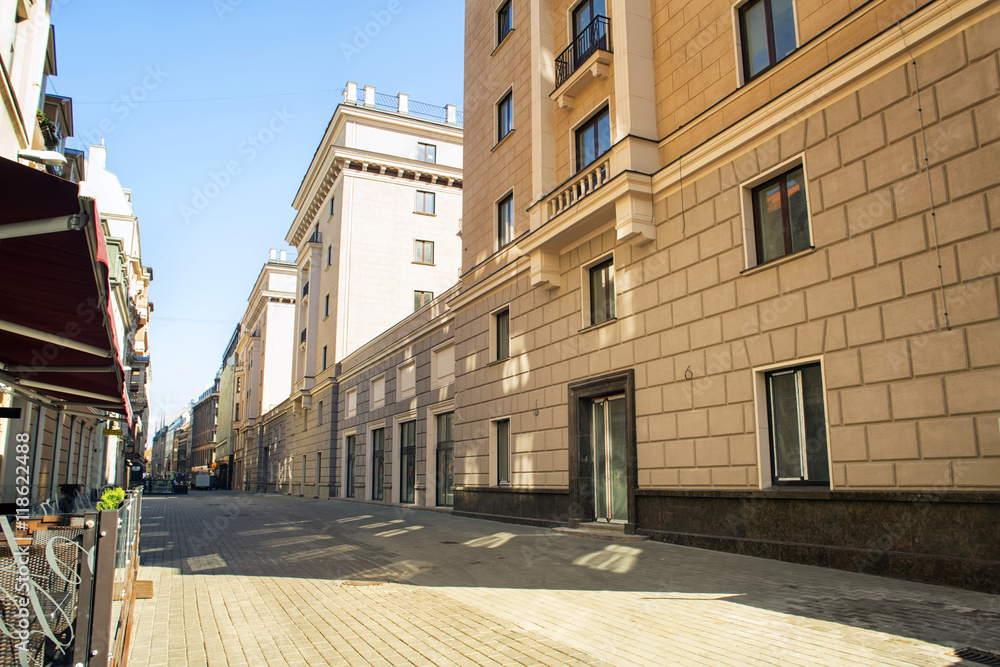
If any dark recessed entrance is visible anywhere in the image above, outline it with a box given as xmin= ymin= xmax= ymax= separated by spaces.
xmin=568 ymin=370 xmax=637 ymax=532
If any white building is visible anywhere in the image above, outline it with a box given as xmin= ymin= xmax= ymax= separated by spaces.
xmin=287 ymin=82 xmax=463 ymax=387
xmin=232 ymin=250 xmax=296 ymax=490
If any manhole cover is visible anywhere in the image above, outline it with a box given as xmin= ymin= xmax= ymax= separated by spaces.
xmin=952 ymin=647 xmax=1000 ymax=665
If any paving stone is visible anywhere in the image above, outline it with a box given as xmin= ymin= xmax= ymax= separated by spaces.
xmin=127 ymin=491 xmax=1000 ymax=666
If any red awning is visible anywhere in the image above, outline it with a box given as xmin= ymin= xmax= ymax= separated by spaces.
xmin=0 ymin=156 xmax=132 ymax=423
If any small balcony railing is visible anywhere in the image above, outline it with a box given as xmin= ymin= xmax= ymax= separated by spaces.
xmin=546 ymin=155 xmax=612 ymax=221
xmin=555 ymin=16 xmax=611 ymax=89
xmin=307 ymin=230 xmax=322 ymax=244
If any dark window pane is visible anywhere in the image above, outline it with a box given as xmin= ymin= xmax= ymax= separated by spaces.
xmin=590 ymin=258 xmax=615 ymax=325
xmin=801 ymin=365 xmax=829 ymax=482
xmin=785 ymin=167 xmax=810 ymax=253
xmin=597 ymin=109 xmax=612 ymax=156
xmin=497 ymin=420 xmax=510 ymax=484
xmin=756 ymin=181 xmax=786 ymax=263
xmin=496 ymin=309 xmax=509 ymax=359
xmin=769 ymin=370 xmax=802 ymax=480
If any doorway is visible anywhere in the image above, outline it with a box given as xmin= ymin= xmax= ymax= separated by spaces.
xmin=568 ymin=371 xmax=637 ymax=531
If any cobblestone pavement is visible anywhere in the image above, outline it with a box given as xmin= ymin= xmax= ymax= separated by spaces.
xmin=127 ymin=491 xmax=999 ymax=666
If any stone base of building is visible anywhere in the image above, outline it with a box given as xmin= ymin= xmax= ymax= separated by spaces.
xmin=635 ymin=489 xmax=1000 ymax=594
xmin=453 ymin=487 xmax=571 ymax=528
xmin=455 ymin=486 xmax=1000 ymax=593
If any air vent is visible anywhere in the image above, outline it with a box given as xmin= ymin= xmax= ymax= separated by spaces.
xmin=952 ymin=647 xmax=1000 ymax=665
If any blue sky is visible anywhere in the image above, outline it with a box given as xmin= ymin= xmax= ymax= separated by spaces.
xmin=49 ymin=0 xmax=466 ymax=428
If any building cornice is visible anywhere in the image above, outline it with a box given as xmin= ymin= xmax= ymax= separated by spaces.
xmin=286 ymin=145 xmax=464 ymax=248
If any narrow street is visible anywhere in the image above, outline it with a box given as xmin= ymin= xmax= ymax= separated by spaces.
xmin=128 ymin=492 xmax=999 ymax=666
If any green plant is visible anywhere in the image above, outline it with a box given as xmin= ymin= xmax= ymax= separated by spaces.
xmin=97 ymin=487 xmax=125 ymax=511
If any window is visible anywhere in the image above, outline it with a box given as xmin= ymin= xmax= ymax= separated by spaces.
xmin=235 ymin=377 xmax=241 ymax=393
xmin=415 ymin=190 xmax=436 ymax=215
xmin=436 ymin=412 xmax=455 ymax=506
xmin=345 ymin=435 xmax=356 ymax=498
xmin=322 ymin=345 xmax=328 ymax=370
xmin=571 ymin=0 xmax=609 ymax=70
xmin=413 ymin=239 xmax=435 ymax=265
xmin=497 ymin=193 xmax=514 ymax=249
xmin=497 ymin=91 xmax=513 ymax=143
xmin=400 ymin=420 xmax=416 ymax=503
xmin=414 ymin=290 xmax=433 ymax=310
xmin=346 ymin=389 xmax=357 ymax=418
xmin=573 ymin=0 xmax=607 ymax=37
xmin=371 ymin=375 xmax=385 ymax=408
xmin=766 ymin=363 xmax=829 ymax=486
xmin=432 ymin=345 xmax=455 ymax=387
xmin=329 ymin=198 xmax=336 ymax=216
xmin=327 ymin=245 xmax=332 ymax=267
xmin=496 ymin=419 xmax=510 ymax=485
xmin=234 ymin=403 xmax=240 ymax=420
xmin=417 ymin=143 xmax=436 ymax=163
xmin=324 ymin=294 xmax=330 ymax=318
xmin=740 ymin=0 xmax=797 ymax=81
xmin=398 ymin=362 xmax=416 ymax=398
xmin=494 ymin=308 xmax=510 ymax=360
xmin=497 ymin=0 xmax=513 ymax=45
xmin=589 ymin=257 xmax=616 ymax=326
xmin=576 ymin=106 xmax=611 ymax=173
xmin=318 ymin=401 xmax=324 ymax=425
xmin=371 ymin=427 xmax=385 ymax=501
xmin=751 ymin=164 xmax=809 ymax=265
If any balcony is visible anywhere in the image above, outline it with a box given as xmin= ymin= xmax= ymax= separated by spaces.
xmin=546 ymin=155 xmax=611 ymax=221
xmin=552 ymin=16 xmax=612 ymax=110
xmin=307 ymin=230 xmax=322 ymax=244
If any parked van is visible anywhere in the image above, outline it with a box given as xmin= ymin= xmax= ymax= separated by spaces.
xmin=194 ymin=473 xmax=212 ymax=490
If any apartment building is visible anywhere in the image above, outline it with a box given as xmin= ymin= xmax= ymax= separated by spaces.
xmin=263 ymin=84 xmax=463 ymax=497
xmin=1 ymin=2 xmax=151 ymax=499
xmin=450 ymin=0 xmax=999 ymax=591
xmin=190 ymin=381 xmax=219 ymax=475
xmin=227 ymin=250 xmax=296 ymax=490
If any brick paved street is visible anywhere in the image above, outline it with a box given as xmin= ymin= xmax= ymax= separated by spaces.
xmin=127 ymin=491 xmax=999 ymax=666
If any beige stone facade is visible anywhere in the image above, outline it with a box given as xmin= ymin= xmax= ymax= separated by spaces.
xmin=449 ymin=0 xmax=1000 ymax=590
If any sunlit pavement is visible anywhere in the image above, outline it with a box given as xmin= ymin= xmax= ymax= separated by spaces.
xmin=126 ymin=491 xmax=999 ymax=666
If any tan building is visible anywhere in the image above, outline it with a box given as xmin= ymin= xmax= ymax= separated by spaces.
xmin=449 ymin=0 xmax=1000 ymax=591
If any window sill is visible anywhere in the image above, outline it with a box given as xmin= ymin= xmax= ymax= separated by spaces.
xmin=486 ymin=356 xmax=510 ymax=367
xmin=491 ymin=29 xmax=514 ymax=56
xmin=578 ymin=317 xmax=617 ymax=334
xmin=412 ymin=261 xmax=435 ymax=267
xmin=491 ymin=129 xmax=515 ymax=153
xmin=413 ymin=211 xmax=437 ymax=217
xmin=740 ymin=246 xmax=816 ymax=277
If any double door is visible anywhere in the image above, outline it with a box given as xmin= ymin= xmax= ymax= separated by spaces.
xmin=591 ymin=395 xmax=627 ymax=523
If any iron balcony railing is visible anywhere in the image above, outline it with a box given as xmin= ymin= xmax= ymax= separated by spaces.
xmin=555 ymin=15 xmax=612 ymax=90
xmin=307 ymin=230 xmax=322 ymax=244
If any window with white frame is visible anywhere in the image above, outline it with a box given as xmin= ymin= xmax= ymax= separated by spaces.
xmin=739 ymin=0 xmax=797 ymax=81
xmin=398 ymin=361 xmax=416 ymax=398
xmin=764 ymin=362 xmax=829 ymax=486
xmin=497 ymin=0 xmax=513 ymax=45
xmin=587 ymin=256 xmax=615 ymax=326
xmin=493 ymin=308 xmax=510 ymax=361
xmin=495 ymin=419 xmax=510 ymax=485
xmin=432 ymin=345 xmax=455 ymax=388
xmin=497 ymin=192 xmax=514 ymax=249
xmin=371 ymin=375 xmax=385 ymax=409
xmin=742 ymin=160 xmax=811 ymax=267
xmin=346 ymin=388 xmax=357 ymax=418
xmin=415 ymin=190 xmax=436 ymax=215
xmin=497 ymin=90 xmax=513 ymax=143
